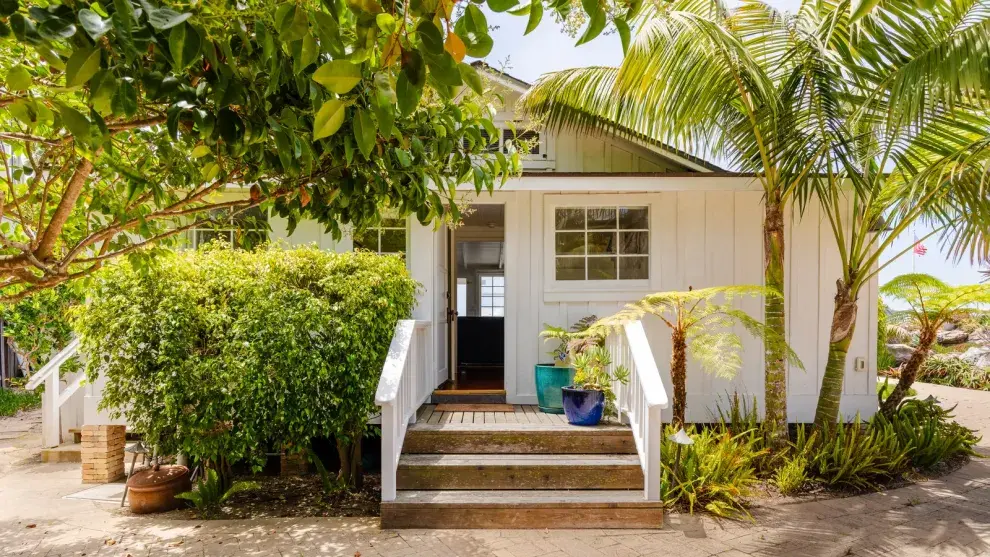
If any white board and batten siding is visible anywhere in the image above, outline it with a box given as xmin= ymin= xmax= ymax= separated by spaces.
xmin=399 ymin=179 xmax=879 ymax=424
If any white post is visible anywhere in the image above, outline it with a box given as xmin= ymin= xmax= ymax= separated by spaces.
xmin=41 ymin=370 xmax=60 ymax=448
xmin=643 ymin=405 xmax=663 ymax=501
xmin=381 ymin=403 xmax=397 ymax=502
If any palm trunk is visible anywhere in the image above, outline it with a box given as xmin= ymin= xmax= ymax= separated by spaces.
xmin=670 ymin=328 xmax=687 ymax=427
xmin=879 ymin=329 xmax=935 ymax=417
xmin=763 ymin=197 xmax=788 ymax=447
xmin=813 ymin=280 xmax=858 ymax=428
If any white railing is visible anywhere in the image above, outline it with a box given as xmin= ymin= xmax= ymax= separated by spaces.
xmin=606 ymin=320 xmax=669 ymax=501
xmin=375 ymin=319 xmax=433 ymax=502
xmin=25 ymin=338 xmax=83 ymax=448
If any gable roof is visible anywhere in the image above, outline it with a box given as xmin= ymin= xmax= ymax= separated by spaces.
xmin=470 ymin=62 xmax=724 ymax=173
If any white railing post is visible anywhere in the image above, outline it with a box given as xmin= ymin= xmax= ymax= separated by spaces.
xmin=375 ymin=320 xmax=433 ymax=504
xmin=604 ymin=320 xmax=669 ymax=503
xmin=41 ymin=370 xmax=60 ymax=448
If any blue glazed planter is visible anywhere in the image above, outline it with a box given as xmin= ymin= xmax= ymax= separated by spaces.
xmin=535 ymin=364 xmax=574 ymax=414
xmin=561 ymin=386 xmax=605 ymax=426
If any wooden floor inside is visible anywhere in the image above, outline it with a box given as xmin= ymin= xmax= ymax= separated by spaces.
xmin=416 ymin=404 xmax=614 ymax=425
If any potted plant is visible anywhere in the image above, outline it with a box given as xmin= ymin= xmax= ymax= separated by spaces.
xmin=562 ymin=345 xmax=629 ymax=426
xmin=536 ymin=317 xmax=598 ymax=414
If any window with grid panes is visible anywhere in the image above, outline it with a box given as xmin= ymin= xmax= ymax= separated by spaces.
xmin=352 ymin=217 xmax=406 ymax=254
xmin=553 ymin=206 xmax=649 ymax=281
xmin=479 ymin=275 xmax=505 ymax=316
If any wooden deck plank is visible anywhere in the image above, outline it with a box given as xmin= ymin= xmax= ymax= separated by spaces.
xmin=427 ymin=410 xmax=442 ymax=424
xmin=485 ymin=411 xmax=496 ymax=423
xmin=450 ymin=412 xmax=465 ymax=424
xmin=417 ymin=405 xmax=435 ymax=423
xmin=493 ymin=411 xmax=505 ymax=424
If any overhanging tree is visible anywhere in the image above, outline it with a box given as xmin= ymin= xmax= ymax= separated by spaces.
xmin=0 ymin=0 xmax=629 ymax=301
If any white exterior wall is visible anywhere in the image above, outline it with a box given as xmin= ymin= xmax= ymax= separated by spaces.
xmin=404 ymin=179 xmax=878 ymax=423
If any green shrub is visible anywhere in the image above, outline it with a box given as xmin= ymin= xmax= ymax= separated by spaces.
xmin=918 ymin=355 xmax=990 ymax=390
xmin=773 ymin=455 xmax=808 ymax=495
xmin=877 ymin=379 xmax=916 ymax=401
xmin=176 ymin=469 xmax=259 ymax=518
xmin=660 ymin=425 xmax=765 ymax=519
xmin=75 ymin=245 xmax=418 ymax=488
xmin=0 ymin=284 xmax=83 ymax=373
xmin=714 ymin=393 xmax=777 ymax=473
xmin=795 ymin=417 xmax=909 ymax=490
xmin=0 ymin=388 xmax=41 ymax=417
xmin=874 ymin=398 xmax=979 ymax=470
xmin=877 ymin=298 xmax=896 ymax=371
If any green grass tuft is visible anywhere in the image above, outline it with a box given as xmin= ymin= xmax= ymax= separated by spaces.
xmin=0 ymin=388 xmax=41 ymax=417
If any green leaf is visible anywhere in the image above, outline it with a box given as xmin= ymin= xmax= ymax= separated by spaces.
xmin=353 ymin=108 xmax=376 ymax=159
xmin=191 ymin=145 xmax=211 ymax=158
xmin=147 ymin=7 xmax=191 ymax=30
xmin=5 ymin=65 xmax=32 ymax=91
xmin=487 ymin=0 xmax=519 ymax=12
xmin=614 ymin=17 xmax=630 ymax=53
xmin=295 ymin=33 xmax=318 ymax=73
xmin=58 ymin=103 xmax=93 ymax=141
xmin=454 ymin=6 xmax=493 ymax=58
xmin=111 ymin=79 xmax=138 ymax=117
xmin=457 ymin=63 xmax=483 ymax=95
xmin=372 ymin=90 xmax=395 ymax=138
xmin=36 ymin=44 xmax=65 ymax=71
xmin=113 ymin=0 xmax=135 ymax=24
xmin=313 ymin=99 xmax=346 ymax=139
xmin=65 ymin=47 xmax=102 ymax=88
xmin=416 ymin=19 xmax=444 ymax=55
xmin=575 ymin=6 xmax=605 ymax=45
xmin=169 ymin=23 xmax=202 ymax=71
xmin=376 ymin=13 xmax=396 ymax=33
xmin=38 ymin=18 xmax=76 ymax=40
xmin=78 ymin=9 xmax=112 ymax=39
xmin=525 ymin=0 xmax=543 ymax=34
xmin=0 ymin=0 xmax=17 ymax=17
xmin=393 ymin=147 xmax=412 ymax=167
xmin=277 ymin=4 xmax=309 ymax=42
xmin=426 ymin=52 xmax=462 ymax=88
xmin=312 ymin=61 xmax=362 ymax=94
xmin=850 ymin=0 xmax=880 ymax=21
xmin=396 ymin=71 xmax=422 ymax=116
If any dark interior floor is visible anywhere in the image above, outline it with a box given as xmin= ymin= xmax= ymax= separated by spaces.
xmin=449 ymin=365 xmax=504 ymax=391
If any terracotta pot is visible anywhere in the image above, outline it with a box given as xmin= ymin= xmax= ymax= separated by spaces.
xmin=126 ymin=465 xmax=191 ymax=514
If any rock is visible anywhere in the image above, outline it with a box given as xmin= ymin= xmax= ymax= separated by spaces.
xmin=887 ymin=343 xmax=920 ymax=365
xmin=942 ymin=322 xmax=957 ymax=331
xmin=960 ymin=346 xmax=990 ymax=369
xmin=970 ymin=328 xmax=990 ymax=345
xmin=937 ymin=329 xmax=969 ymax=345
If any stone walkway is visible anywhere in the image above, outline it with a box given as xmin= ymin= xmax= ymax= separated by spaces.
xmin=1 ymin=384 xmax=989 ymax=557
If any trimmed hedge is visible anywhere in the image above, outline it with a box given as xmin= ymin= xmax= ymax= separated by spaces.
xmin=75 ymin=245 xmax=417 ymax=486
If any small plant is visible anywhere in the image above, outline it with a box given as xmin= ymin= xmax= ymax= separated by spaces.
xmin=918 ymin=355 xmax=990 ymax=390
xmin=0 ymin=388 xmax=41 ymax=417
xmin=875 ymin=398 xmax=979 ymax=470
xmin=660 ymin=425 xmax=765 ymax=519
xmin=571 ymin=345 xmax=629 ymax=413
xmin=794 ymin=417 xmax=909 ymax=490
xmin=540 ymin=316 xmax=600 ymax=366
xmin=773 ymin=455 xmax=808 ymax=495
xmin=176 ymin=469 xmax=259 ymax=518
xmin=876 ymin=379 xmax=915 ymax=402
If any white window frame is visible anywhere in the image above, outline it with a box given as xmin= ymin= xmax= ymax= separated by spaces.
xmin=478 ymin=274 xmax=505 ymax=317
xmin=351 ymin=217 xmax=409 ymax=254
xmin=188 ymin=207 xmax=269 ymax=249
xmin=543 ymin=194 xmax=660 ymax=301
xmin=490 ymin=120 xmax=555 ymax=170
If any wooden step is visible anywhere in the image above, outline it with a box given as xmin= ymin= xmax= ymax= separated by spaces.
xmin=397 ymin=454 xmax=643 ymax=490
xmin=381 ymin=490 xmax=663 ymax=529
xmin=403 ymin=422 xmax=636 ymax=454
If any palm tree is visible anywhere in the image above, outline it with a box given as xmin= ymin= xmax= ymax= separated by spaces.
xmin=522 ymin=0 xmax=822 ymax=445
xmin=877 ymin=275 xmax=990 ymax=415
xmin=595 ymin=286 xmax=802 ymax=427
xmin=774 ymin=1 xmax=990 ymax=425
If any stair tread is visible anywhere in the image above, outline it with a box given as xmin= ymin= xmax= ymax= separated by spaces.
xmin=399 ymin=454 xmax=640 ymax=466
xmin=408 ymin=422 xmax=631 ymax=434
xmin=389 ymin=490 xmax=660 ymax=507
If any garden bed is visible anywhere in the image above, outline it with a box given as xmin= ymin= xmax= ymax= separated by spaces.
xmin=157 ymin=474 xmax=381 ymax=520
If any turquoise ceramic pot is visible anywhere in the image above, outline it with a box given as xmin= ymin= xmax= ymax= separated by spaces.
xmin=534 ymin=364 xmax=575 ymax=414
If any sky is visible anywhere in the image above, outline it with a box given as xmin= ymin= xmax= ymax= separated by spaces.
xmin=480 ymin=3 xmax=988 ymax=292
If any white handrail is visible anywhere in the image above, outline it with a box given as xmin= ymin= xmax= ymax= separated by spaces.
xmin=25 ymin=337 xmax=80 ymax=390
xmin=375 ymin=319 xmax=433 ymax=502
xmin=607 ymin=320 xmax=669 ymax=501
xmin=24 ymin=337 xmax=83 ymax=448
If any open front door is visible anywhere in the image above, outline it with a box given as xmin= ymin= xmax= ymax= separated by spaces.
xmin=446 ymin=226 xmax=458 ymax=388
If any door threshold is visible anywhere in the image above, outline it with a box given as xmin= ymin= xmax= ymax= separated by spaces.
xmin=431 ymin=388 xmax=506 ymax=405
xmin=432 ymin=388 xmax=506 ymax=396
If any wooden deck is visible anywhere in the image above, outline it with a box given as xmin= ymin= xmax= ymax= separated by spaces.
xmin=415 ymin=404 xmax=603 ymax=425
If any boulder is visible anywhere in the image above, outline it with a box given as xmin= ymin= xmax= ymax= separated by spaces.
xmin=970 ymin=328 xmax=990 ymax=345
xmin=942 ymin=322 xmax=957 ymax=331
xmin=886 ymin=343 xmax=920 ymax=365
xmin=960 ymin=346 xmax=990 ymax=369
xmin=937 ymin=329 xmax=969 ymax=345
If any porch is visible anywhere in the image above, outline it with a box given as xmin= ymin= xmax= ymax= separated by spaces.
xmin=375 ymin=319 xmax=670 ymax=529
